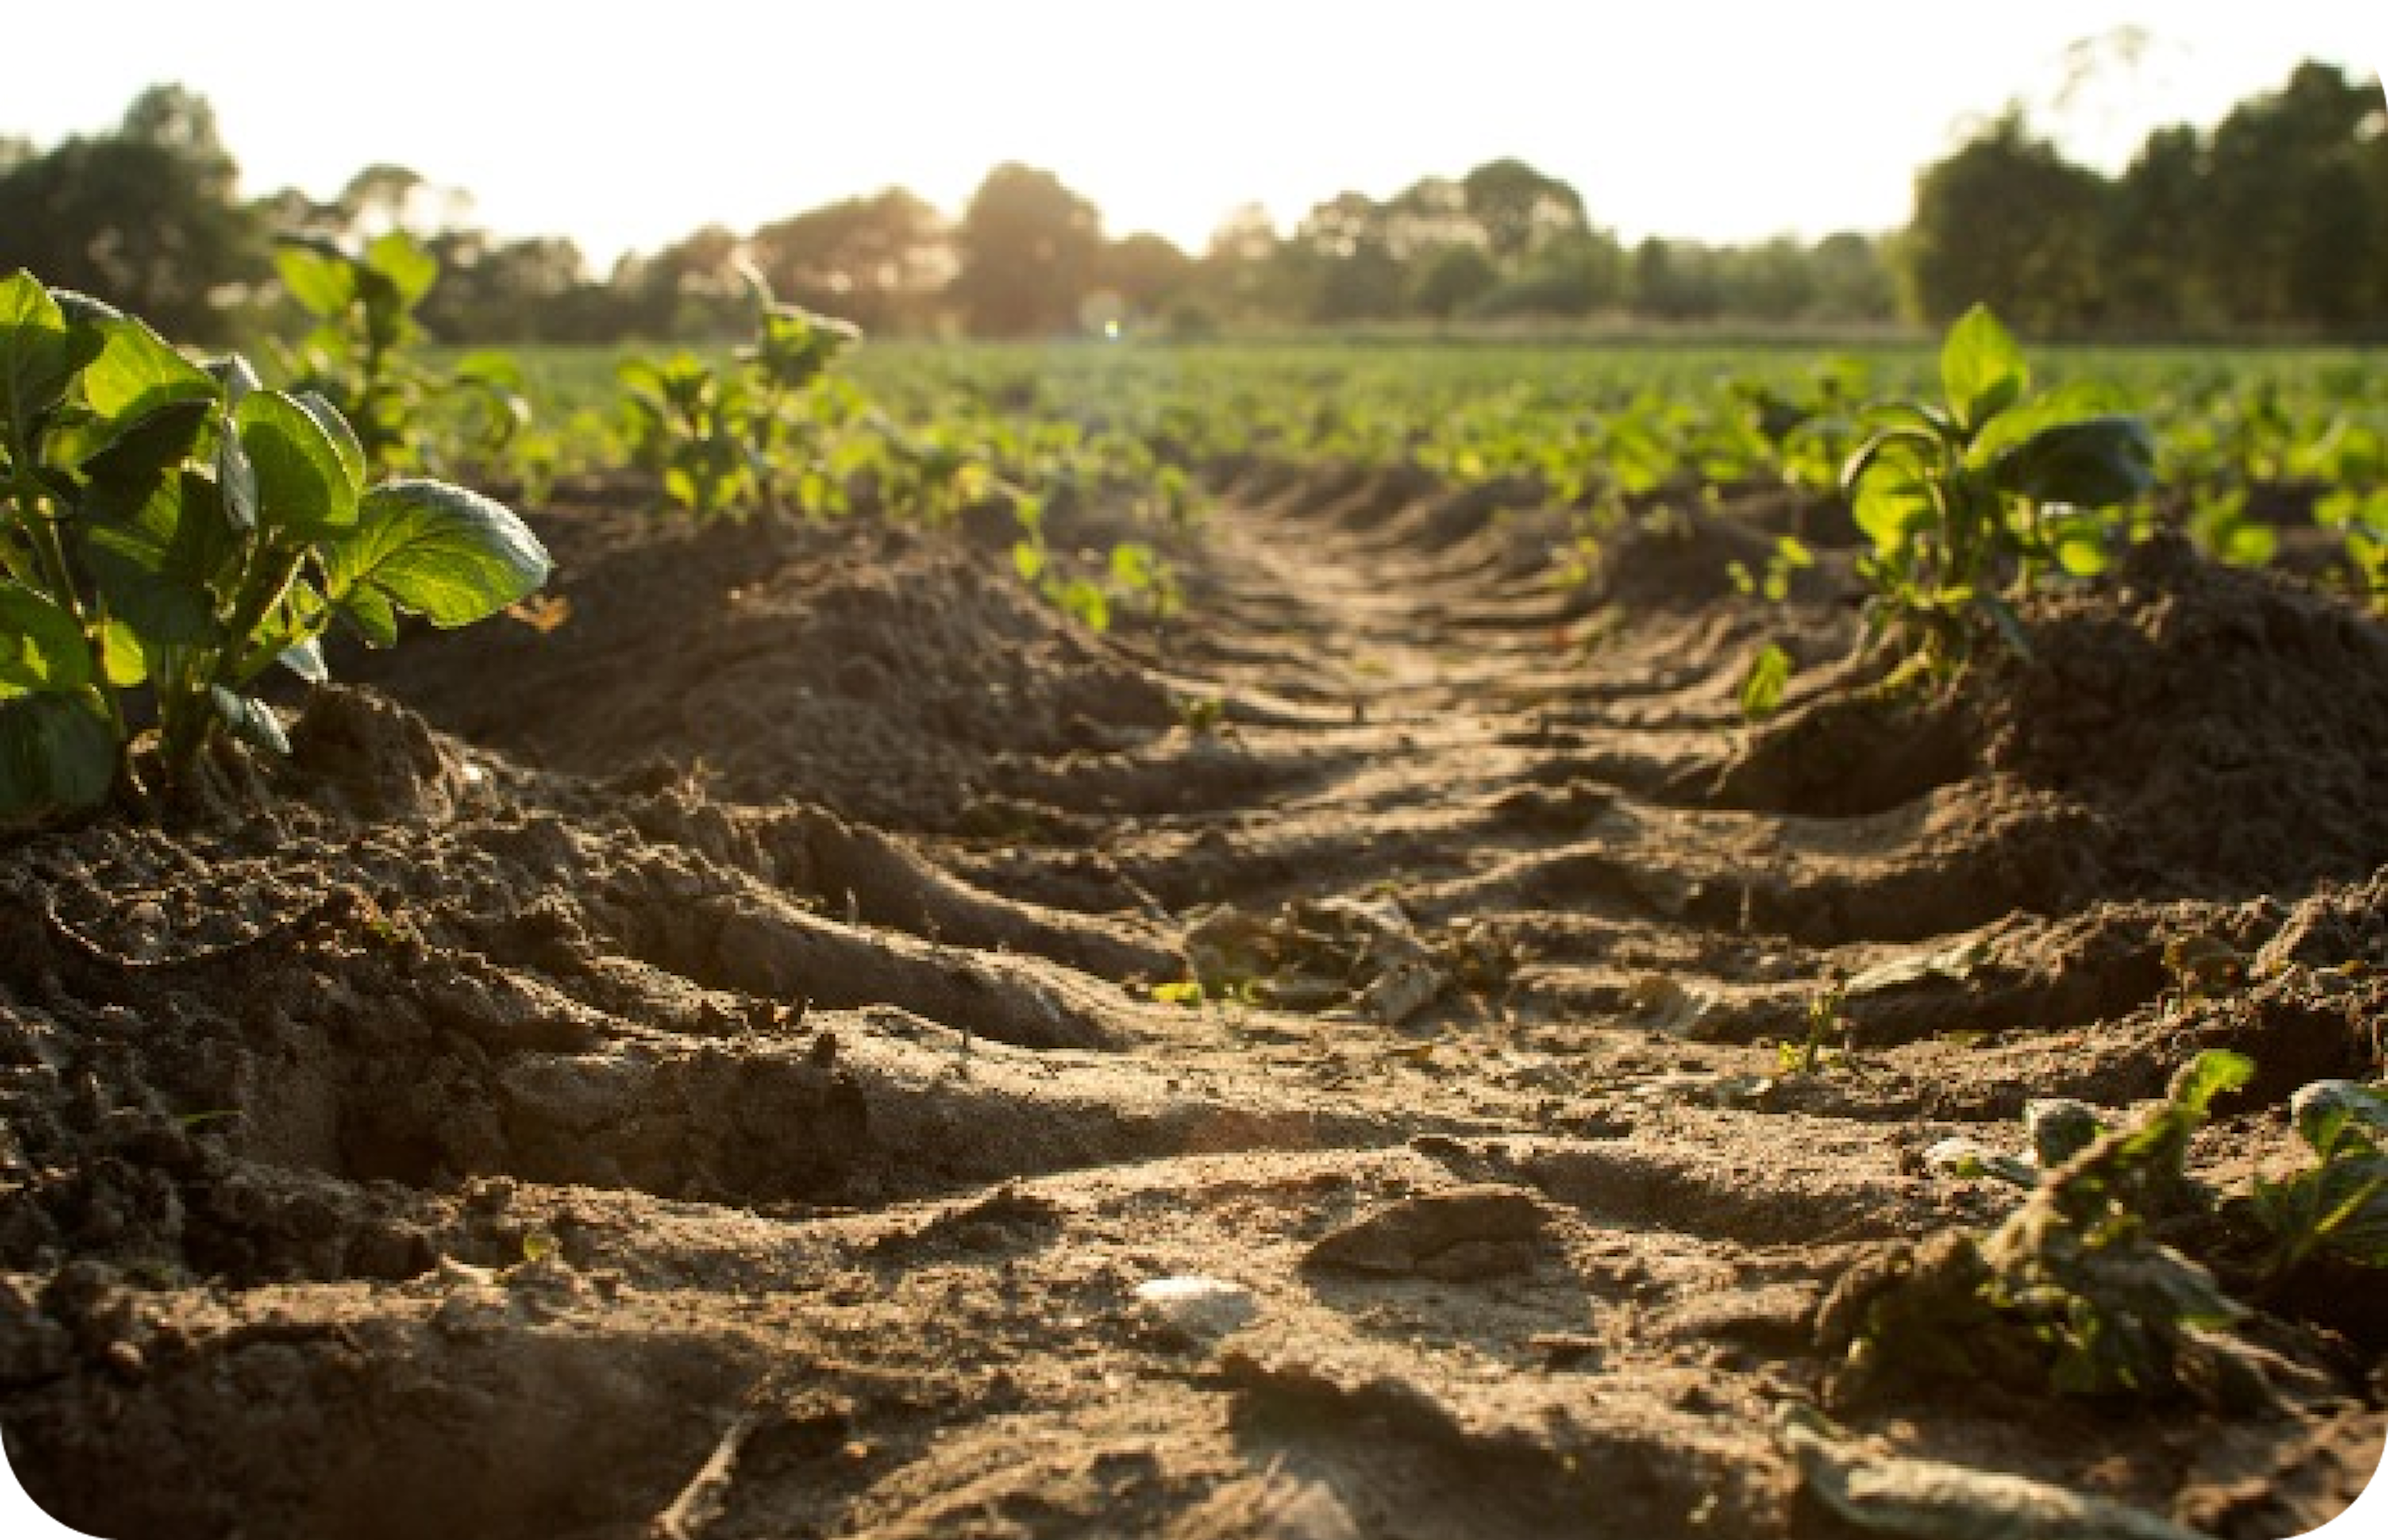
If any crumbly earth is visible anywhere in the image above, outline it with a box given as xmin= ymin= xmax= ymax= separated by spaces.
xmin=2 ymin=465 xmax=2383 ymax=1539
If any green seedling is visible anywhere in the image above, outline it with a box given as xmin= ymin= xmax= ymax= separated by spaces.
xmin=1778 ymin=973 xmax=1848 ymax=1075
xmin=1738 ymin=642 xmax=1794 ymax=723
xmin=1841 ymin=305 xmax=2156 ymax=675
xmin=1726 ymin=533 xmax=1813 ymax=604
xmin=1006 ymin=499 xmax=1175 ymax=634
xmin=1150 ymin=979 xmax=1207 ymax=1008
xmin=2249 ymin=1078 xmax=2388 ymax=1284
xmin=1840 ymin=1050 xmax=2264 ymax=1404
xmin=2316 ymin=486 xmax=2388 ymax=614
xmin=1176 ymin=695 xmax=1228 ymax=737
xmin=0 ymin=269 xmax=550 ymax=815
xmin=617 ymin=351 xmax=758 ymax=520
xmin=1108 ymin=540 xmax=1182 ymax=622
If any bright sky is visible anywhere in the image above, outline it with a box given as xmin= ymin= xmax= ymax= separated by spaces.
xmin=9 ymin=3 xmax=2383 ymax=271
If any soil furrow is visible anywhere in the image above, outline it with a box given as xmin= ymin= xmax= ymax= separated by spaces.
xmin=4 ymin=469 xmax=2384 ymax=1538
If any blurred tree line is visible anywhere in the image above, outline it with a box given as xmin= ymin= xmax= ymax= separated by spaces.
xmin=3 ymin=63 xmax=2381 ymax=346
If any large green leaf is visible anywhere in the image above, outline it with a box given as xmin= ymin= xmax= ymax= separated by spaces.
xmin=80 ymin=314 xmax=217 ymax=433
xmin=289 ymin=389 xmax=367 ymax=494
xmin=81 ymin=467 xmax=233 ymax=648
xmin=365 ymin=232 xmax=440 ymax=308
xmin=0 ymin=689 xmax=117 ymax=816
xmin=274 ymin=241 xmax=358 ymax=319
xmin=1940 ymin=304 xmax=2027 ymax=435
xmin=1989 ymin=416 xmax=2157 ymax=510
xmin=0 ymin=269 xmax=103 ymax=440
xmin=78 ymin=395 xmax=215 ymax=502
xmin=237 ymin=390 xmax=360 ymax=537
xmin=1968 ymin=379 xmax=2136 ymax=468
xmin=0 ymin=579 xmax=93 ymax=698
xmin=1852 ymin=469 xmax=1935 ymax=554
xmin=322 ymin=479 xmax=550 ymax=643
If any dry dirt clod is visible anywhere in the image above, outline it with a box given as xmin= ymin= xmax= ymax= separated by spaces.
xmin=1301 ymin=1184 xmax=1548 ymax=1280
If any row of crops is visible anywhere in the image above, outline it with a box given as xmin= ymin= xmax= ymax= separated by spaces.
xmin=7 ymin=230 xmax=2387 ymax=819
xmin=443 ymin=313 xmax=2388 ymax=626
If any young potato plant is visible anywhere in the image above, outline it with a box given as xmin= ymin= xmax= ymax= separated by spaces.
xmin=0 ymin=269 xmax=550 ymax=816
xmin=616 ymin=264 xmax=861 ymax=523
xmin=1007 ymin=497 xmax=1182 ymax=634
xmin=274 ymin=231 xmax=530 ymax=477
xmin=1842 ymin=305 xmax=2157 ymax=674
xmin=1838 ymin=1051 xmax=2269 ymax=1404
xmin=2248 ymin=1078 xmax=2388 ymax=1285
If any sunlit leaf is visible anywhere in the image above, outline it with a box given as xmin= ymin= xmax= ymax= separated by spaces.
xmin=322 ymin=479 xmax=551 ymax=640
xmin=0 ymin=579 xmax=93 ymax=698
xmin=1940 ymin=303 xmax=2027 ymax=433
xmin=237 ymin=390 xmax=359 ymax=536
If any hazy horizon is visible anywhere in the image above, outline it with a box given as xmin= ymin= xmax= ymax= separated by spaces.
xmin=9 ymin=3 xmax=2382 ymax=269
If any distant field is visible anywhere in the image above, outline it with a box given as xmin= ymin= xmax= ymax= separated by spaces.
xmin=461 ymin=337 xmax=2386 ymax=445
xmin=438 ymin=341 xmax=2387 ymax=578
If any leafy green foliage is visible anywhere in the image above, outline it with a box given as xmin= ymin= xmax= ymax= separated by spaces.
xmin=0 ymin=268 xmax=549 ymax=816
xmin=617 ymin=265 xmax=862 ymax=523
xmin=2250 ymin=1079 xmax=2388 ymax=1279
xmin=275 ymin=231 xmax=532 ymax=477
xmin=1841 ymin=305 xmax=2156 ymax=673
xmin=2316 ymin=483 xmax=2388 ymax=613
xmin=1843 ymin=1050 xmax=2266 ymax=1404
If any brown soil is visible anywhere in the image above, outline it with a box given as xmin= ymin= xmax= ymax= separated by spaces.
xmin=3 ymin=468 xmax=2384 ymax=1539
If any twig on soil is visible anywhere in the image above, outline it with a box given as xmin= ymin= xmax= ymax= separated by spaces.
xmin=648 ymin=1400 xmax=767 ymax=1540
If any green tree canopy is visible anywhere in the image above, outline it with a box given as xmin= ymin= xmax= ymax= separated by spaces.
xmin=1902 ymin=110 xmax=2109 ymax=335
xmin=2197 ymin=62 xmax=2386 ymax=331
xmin=0 ymin=84 xmax=263 ymax=338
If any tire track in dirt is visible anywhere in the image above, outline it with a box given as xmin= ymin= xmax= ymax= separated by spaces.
xmin=4 ymin=471 xmax=2383 ymax=1537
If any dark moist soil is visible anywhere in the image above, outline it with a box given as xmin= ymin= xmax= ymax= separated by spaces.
xmin=2 ymin=468 xmax=2384 ymax=1540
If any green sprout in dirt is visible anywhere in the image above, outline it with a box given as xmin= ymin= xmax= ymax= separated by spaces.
xmin=1834 ymin=1050 xmax=2269 ymax=1405
xmin=1175 ymin=694 xmax=1229 ymax=737
xmin=1008 ymin=507 xmax=1180 ymax=635
xmin=2316 ymin=485 xmax=2388 ymax=615
xmin=0 ymin=269 xmax=550 ymax=816
xmin=1727 ymin=533 xmax=1815 ymax=607
xmin=2247 ymin=1078 xmax=2388 ymax=1287
xmin=1737 ymin=641 xmax=1795 ymax=723
xmin=1728 ymin=535 xmax=1810 ymax=722
xmin=1778 ymin=972 xmax=1849 ymax=1076
xmin=1841 ymin=304 xmax=2157 ymax=675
